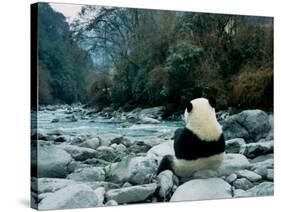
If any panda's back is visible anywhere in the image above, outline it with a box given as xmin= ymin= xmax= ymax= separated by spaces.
xmin=173 ymin=128 xmax=225 ymax=161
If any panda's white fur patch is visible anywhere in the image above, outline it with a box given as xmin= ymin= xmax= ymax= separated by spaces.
xmin=184 ymin=98 xmax=222 ymax=142
xmin=172 ymin=153 xmax=224 ymax=177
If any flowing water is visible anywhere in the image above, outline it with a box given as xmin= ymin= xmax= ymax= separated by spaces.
xmin=37 ymin=107 xmax=183 ymax=141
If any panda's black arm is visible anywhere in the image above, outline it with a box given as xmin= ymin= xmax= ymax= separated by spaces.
xmin=173 ymin=128 xmax=191 ymax=159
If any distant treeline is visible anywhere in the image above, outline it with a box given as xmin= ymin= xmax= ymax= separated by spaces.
xmin=38 ymin=3 xmax=273 ymax=112
xmin=38 ymin=3 xmax=93 ymax=105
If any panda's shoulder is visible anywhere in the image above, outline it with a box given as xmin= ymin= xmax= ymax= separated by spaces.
xmin=174 ymin=127 xmax=196 ymax=141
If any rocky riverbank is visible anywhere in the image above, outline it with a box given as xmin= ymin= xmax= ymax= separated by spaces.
xmin=31 ymin=105 xmax=274 ymax=210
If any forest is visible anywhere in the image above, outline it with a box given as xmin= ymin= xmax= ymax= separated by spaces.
xmin=37 ymin=3 xmax=273 ymax=113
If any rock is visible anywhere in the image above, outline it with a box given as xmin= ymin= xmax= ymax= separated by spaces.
xmin=250 ymin=158 xmax=274 ymax=170
xmin=170 ymin=178 xmax=232 ymax=202
xmin=79 ymin=137 xmax=101 ymax=149
xmin=39 ymin=184 xmax=99 ymax=210
xmin=84 ymin=181 xmax=120 ymax=191
xmin=225 ymin=173 xmax=237 ymax=184
xmin=35 ymin=178 xmax=74 ymax=194
xmin=65 ymin=114 xmax=78 ymax=122
xmin=106 ymin=156 xmax=157 ymax=184
xmin=94 ymin=187 xmax=105 ymax=206
xmin=222 ymin=110 xmax=271 ymax=142
xmin=147 ymin=140 xmax=174 ymax=160
xmin=69 ymin=135 xmax=91 ymax=145
xmin=105 ymin=200 xmax=118 ymax=206
xmin=67 ymin=167 xmax=105 ymax=182
xmin=115 ymin=144 xmax=127 ymax=153
xmin=234 ymin=189 xmax=249 ymax=198
xmin=253 ymin=167 xmax=268 ymax=179
xmin=266 ymin=169 xmax=274 ymax=181
xmin=66 ymin=161 xmax=91 ymax=173
xmin=54 ymin=135 xmax=69 ymax=143
xmin=122 ymin=182 xmax=132 ymax=188
xmin=32 ymin=141 xmax=72 ymax=178
xmin=240 ymin=141 xmax=273 ymax=158
xmin=38 ymin=193 xmax=52 ymax=201
xmin=226 ymin=138 xmax=246 ymax=153
xmin=251 ymin=153 xmax=273 ymax=163
xmin=98 ymin=134 xmax=123 ymax=147
xmin=236 ymin=170 xmax=262 ymax=182
xmin=138 ymin=107 xmax=164 ymax=119
xmin=234 ymin=182 xmax=273 ymax=197
xmin=217 ymin=154 xmax=250 ymax=176
xmin=105 ymin=183 xmax=157 ymax=204
xmin=48 ymin=129 xmax=65 ymax=136
xmin=233 ymin=178 xmax=254 ymax=190
xmin=250 ymin=182 xmax=274 ymax=196
xmin=61 ymin=144 xmax=98 ymax=161
xmin=192 ymin=170 xmax=218 ymax=179
xmin=128 ymin=141 xmax=151 ymax=154
xmin=126 ymin=108 xmax=142 ymax=119
xmin=157 ymin=170 xmax=174 ymax=198
xmin=139 ymin=117 xmax=160 ymax=124
xmin=84 ymin=158 xmax=110 ymax=166
xmin=51 ymin=118 xmax=60 ymax=123
xmin=97 ymin=146 xmax=118 ymax=162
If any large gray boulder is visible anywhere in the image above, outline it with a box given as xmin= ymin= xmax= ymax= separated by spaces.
xmin=240 ymin=141 xmax=273 ymax=158
xmin=67 ymin=167 xmax=105 ymax=182
xmin=34 ymin=178 xmax=74 ymax=194
xmin=170 ymin=178 xmax=232 ymax=202
xmin=234 ymin=182 xmax=273 ymax=198
xmin=106 ymin=156 xmax=157 ymax=184
xmin=60 ymin=144 xmax=98 ymax=161
xmin=236 ymin=170 xmax=262 ymax=182
xmin=105 ymin=183 xmax=157 ymax=204
xmin=32 ymin=141 xmax=72 ymax=178
xmin=217 ymin=154 xmax=250 ymax=176
xmin=226 ymin=138 xmax=246 ymax=153
xmin=79 ymin=137 xmax=101 ymax=149
xmin=233 ymin=178 xmax=254 ymax=190
xmin=222 ymin=110 xmax=271 ymax=142
xmin=250 ymin=158 xmax=274 ymax=170
xmin=97 ymin=146 xmax=118 ymax=162
xmin=39 ymin=184 xmax=99 ymax=210
xmin=147 ymin=140 xmax=174 ymax=160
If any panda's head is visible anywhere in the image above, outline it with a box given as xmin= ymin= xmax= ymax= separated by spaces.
xmin=184 ymin=97 xmax=222 ymax=142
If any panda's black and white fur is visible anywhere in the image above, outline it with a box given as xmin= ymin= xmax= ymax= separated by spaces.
xmin=157 ymin=97 xmax=225 ymax=177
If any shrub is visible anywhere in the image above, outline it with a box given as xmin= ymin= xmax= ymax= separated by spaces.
xmin=230 ymin=64 xmax=273 ymax=109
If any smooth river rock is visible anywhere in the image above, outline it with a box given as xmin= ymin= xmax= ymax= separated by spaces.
xmin=106 ymin=156 xmax=157 ymax=184
xmin=105 ymin=183 xmax=157 ymax=204
xmin=222 ymin=110 xmax=271 ymax=142
xmin=170 ymin=178 xmax=232 ymax=202
xmin=39 ymin=184 xmax=99 ymax=210
xmin=32 ymin=141 xmax=72 ymax=178
xmin=66 ymin=167 xmax=105 ymax=182
xmin=217 ymin=153 xmax=250 ymax=176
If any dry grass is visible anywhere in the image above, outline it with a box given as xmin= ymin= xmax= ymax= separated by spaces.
xmin=230 ymin=64 xmax=273 ymax=109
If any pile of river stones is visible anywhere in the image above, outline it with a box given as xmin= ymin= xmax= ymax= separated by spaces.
xmin=31 ymin=105 xmax=274 ymax=210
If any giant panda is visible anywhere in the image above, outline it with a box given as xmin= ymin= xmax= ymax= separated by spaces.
xmin=157 ymin=97 xmax=225 ymax=177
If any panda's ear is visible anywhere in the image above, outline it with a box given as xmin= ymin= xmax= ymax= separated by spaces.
xmin=209 ymin=97 xmax=216 ymax=108
xmin=186 ymin=102 xmax=193 ymax=112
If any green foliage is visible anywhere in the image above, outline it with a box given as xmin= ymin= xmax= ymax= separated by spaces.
xmin=164 ymin=42 xmax=203 ymax=103
xmin=38 ymin=3 xmax=93 ymax=105
xmin=68 ymin=7 xmax=273 ymax=111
